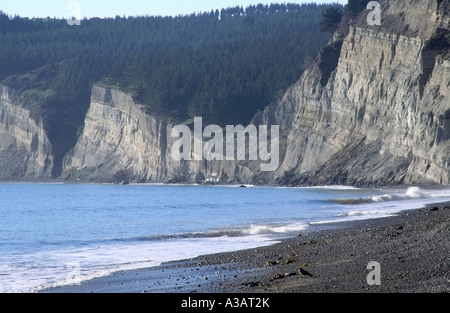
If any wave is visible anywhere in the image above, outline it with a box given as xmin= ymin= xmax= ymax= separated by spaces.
xmin=329 ymin=187 xmax=430 ymax=205
xmin=132 ymin=222 xmax=308 ymax=243
xmin=241 ymin=222 xmax=308 ymax=235
xmin=310 ymin=209 xmax=399 ymax=225
xmin=29 ymin=221 xmax=309 ymax=252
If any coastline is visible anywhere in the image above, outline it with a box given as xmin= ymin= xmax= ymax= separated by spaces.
xmin=40 ymin=201 xmax=450 ymax=293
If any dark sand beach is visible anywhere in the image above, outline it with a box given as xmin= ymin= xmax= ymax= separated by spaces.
xmin=41 ymin=202 xmax=449 ymax=293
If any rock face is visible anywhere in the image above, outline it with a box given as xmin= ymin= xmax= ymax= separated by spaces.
xmin=62 ymin=86 xmax=178 ymax=183
xmin=0 ymin=85 xmax=53 ymax=179
xmin=2 ymin=0 xmax=449 ymax=186
xmin=255 ymin=0 xmax=450 ymax=186
xmin=62 ymin=85 xmax=278 ymax=184
xmin=62 ymin=86 xmax=253 ymax=184
xmin=62 ymin=0 xmax=450 ymax=186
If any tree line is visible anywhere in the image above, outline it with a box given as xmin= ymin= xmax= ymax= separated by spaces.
xmin=110 ymin=3 xmax=333 ymax=125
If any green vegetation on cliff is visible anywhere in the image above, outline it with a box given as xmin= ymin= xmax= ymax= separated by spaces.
xmin=108 ymin=4 xmax=334 ymax=125
xmin=0 ymin=3 xmax=334 ymax=127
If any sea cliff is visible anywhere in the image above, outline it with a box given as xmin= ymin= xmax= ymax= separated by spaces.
xmin=1 ymin=0 xmax=449 ymax=186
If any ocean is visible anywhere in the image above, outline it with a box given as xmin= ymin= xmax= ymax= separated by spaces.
xmin=1 ymin=183 xmax=450 ymax=293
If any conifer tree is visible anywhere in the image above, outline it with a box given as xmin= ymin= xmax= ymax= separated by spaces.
xmin=319 ymin=6 xmax=343 ymax=37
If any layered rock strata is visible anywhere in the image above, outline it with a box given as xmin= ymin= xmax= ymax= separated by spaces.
xmin=0 ymin=85 xmax=53 ymax=179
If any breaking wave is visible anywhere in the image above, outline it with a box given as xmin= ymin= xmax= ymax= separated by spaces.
xmin=330 ymin=187 xmax=430 ymax=205
xmin=137 ymin=222 xmax=309 ymax=242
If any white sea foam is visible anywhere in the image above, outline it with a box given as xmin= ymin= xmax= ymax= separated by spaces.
xmin=242 ymin=222 xmax=309 ymax=235
xmin=405 ymin=186 xmax=429 ymax=198
xmin=310 ymin=210 xmax=398 ymax=225
xmin=4 ymin=235 xmax=277 ymax=293
xmin=331 ymin=186 xmax=433 ymax=205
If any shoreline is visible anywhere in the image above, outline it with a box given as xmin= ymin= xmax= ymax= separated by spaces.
xmin=40 ymin=201 xmax=450 ymax=293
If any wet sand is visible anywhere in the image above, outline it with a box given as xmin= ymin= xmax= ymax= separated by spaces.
xmin=41 ymin=202 xmax=449 ymax=293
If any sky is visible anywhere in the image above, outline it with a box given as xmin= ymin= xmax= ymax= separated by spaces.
xmin=0 ymin=0 xmax=347 ymax=19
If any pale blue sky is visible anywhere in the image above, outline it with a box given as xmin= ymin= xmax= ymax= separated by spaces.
xmin=1 ymin=0 xmax=347 ymax=18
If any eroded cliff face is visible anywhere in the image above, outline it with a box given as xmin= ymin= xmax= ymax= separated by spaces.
xmin=0 ymin=85 xmax=53 ymax=179
xmin=62 ymin=86 xmax=173 ymax=183
xmin=62 ymin=85 xmax=272 ymax=184
xmin=62 ymin=86 xmax=243 ymax=183
xmin=259 ymin=0 xmax=450 ymax=186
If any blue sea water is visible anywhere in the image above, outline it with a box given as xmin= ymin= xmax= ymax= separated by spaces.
xmin=1 ymin=183 xmax=449 ymax=293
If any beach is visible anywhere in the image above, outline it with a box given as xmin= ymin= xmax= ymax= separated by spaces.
xmin=41 ymin=201 xmax=450 ymax=293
